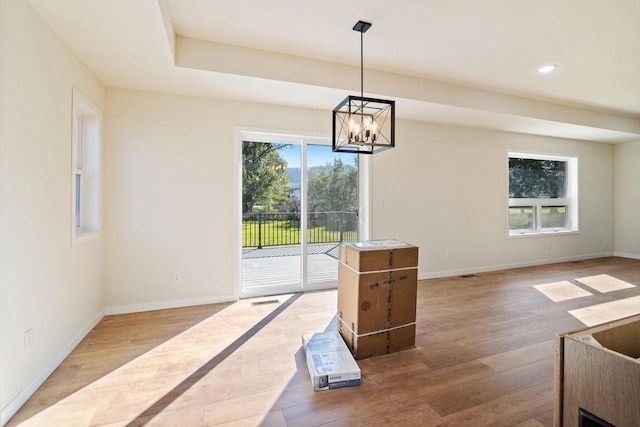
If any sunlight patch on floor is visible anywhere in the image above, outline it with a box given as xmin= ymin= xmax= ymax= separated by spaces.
xmin=14 ymin=294 xmax=304 ymax=426
xmin=533 ymin=281 xmax=593 ymax=302
xmin=569 ymin=295 xmax=640 ymax=327
xmin=575 ymin=274 xmax=636 ymax=293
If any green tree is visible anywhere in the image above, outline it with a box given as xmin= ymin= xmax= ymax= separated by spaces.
xmin=242 ymin=142 xmax=290 ymax=213
xmin=308 ymin=158 xmax=358 ymax=212
xmin=307 ymin=158 xmax=358 ymax=234
xmin=509 ymin=158 xmax=566 ymax=198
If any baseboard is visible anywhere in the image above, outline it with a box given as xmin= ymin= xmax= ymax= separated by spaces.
xmin=1 ymin=310 xmax=104 ymax=427
xmin=614 ymin=252 xmax=640 ymax=260
xmin=104 ymin=294 xmax=236 ymax=315
xmin=418 ymin=252 xmax=615 ymax=280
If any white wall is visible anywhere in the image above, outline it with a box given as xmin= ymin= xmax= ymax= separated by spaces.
xmin=614 ymin=141 xmax=640 ymax=258
xmin=104 ymin=89 xmax=331 ymax=312
xmin=0 ymin=0 xmax=105 ymax=423
xmin=372 ymin=124 xmax=615 ymax=277
xmin=104 ymin=88 xmax=616 ymax=311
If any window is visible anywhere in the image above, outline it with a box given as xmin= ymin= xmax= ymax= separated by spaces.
xmin=71 ymin=89 xmax=101 ymax=244
xmin=508 ymin=152 xmax=577 ymax=235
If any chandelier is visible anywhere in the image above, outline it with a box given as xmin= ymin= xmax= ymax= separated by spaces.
xmin=332 ymin=20 xmax=395 ymax=154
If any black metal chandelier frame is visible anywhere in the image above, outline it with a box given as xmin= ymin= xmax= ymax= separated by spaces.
xmin=332 ymin=20 xmax=395 ymax=154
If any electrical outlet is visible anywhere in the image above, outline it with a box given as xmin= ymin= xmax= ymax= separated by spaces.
xmin=546 ymin=242 xmax=551 ymax=250
xmin=173 ymin=272 xmax=181 ymax=282
xmin=446 ymin=250 xmax=452 ymax=259
xmin=25 ymin=329 xmax=33 ymax=352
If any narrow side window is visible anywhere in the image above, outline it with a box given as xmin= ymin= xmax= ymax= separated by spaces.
xmin=72 ymin=89 xmax=101 ymax=244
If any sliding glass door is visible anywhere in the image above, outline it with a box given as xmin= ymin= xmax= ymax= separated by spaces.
xmin=240 ymin=137 xmax=359 ymax=297
xmin=306 ymin=144 xmax=358 ymax=286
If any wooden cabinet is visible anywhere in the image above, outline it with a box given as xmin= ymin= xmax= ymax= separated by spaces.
xmin=555 ymin=315 xmax=640 ymax=426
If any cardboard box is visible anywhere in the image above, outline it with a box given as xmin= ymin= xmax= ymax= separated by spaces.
xmin=338 ymin=320 xmax=416 ymax=359
xmin=339 ymin=240 xmax=418 ymax=272
xmin=338 ymin=262 xmax=417 ymax=334
xmin=302 ymin=331 xmax=361 ymax=391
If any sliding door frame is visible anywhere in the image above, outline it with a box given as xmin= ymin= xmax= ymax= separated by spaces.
xmin=233 ymin=127 xmax=371 ymax=300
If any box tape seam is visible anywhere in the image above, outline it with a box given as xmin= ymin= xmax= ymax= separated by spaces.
xmin=339 ymin=261 xmax=418 ymax=275
xmin=338 ymin=317 xmax=416 ymax=337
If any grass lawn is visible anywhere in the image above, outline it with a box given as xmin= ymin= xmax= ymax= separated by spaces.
xmin=242 ymin=220 xmax=356 ymax=247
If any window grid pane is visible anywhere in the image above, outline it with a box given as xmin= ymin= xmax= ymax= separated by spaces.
xmin=509 ymin=206 xmax=535 ymax=230
xmin=75 ymin=173 xmax=82 ymax=229
xmin=540 ymin=205 xmax=567 ymax=228
xmin=76 ymin=116 xmax=84 ymax=170
xmin=509 ymin=158 xmax=566 ymax=199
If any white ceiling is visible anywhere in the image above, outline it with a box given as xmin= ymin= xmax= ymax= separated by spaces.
xmin=28 ymin=0 xmax=640 ymax=143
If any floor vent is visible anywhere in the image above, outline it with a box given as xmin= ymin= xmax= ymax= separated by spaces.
xmin=251 ymin=299 xmax=280 ymax=306
xmin=460 ymin=274 xmax=476 ymax=278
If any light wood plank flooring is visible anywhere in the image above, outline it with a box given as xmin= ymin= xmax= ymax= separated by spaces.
xmin=7 ymin=257 xmax=640 ymax=426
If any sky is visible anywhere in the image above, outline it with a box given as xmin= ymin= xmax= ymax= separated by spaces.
xmin=277 ymin=144 xmax=357 ymax=168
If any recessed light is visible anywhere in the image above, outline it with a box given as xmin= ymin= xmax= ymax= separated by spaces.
xmin=538 ymin=64 xmax=556 ymax=73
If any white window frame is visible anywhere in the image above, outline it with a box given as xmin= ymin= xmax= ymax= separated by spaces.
xmin=71 ymin=89 xmax=101 ymax=245
xmin=508 ymin=151 xmax=578 ymax=236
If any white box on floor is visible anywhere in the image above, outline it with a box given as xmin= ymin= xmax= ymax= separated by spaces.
xmin=302 ymin=331 xmax=361 ymax=391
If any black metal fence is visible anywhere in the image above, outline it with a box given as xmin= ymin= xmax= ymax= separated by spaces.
xmin=242 ymin=211 xmax=357 ymax=248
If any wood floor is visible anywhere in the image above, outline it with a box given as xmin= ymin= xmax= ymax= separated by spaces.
xmin=8 ymin=257 xmax=640 ymax=427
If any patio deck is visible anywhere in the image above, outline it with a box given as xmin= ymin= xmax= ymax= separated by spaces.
xmin=241 ymin=244 xmax=339 ymax=295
